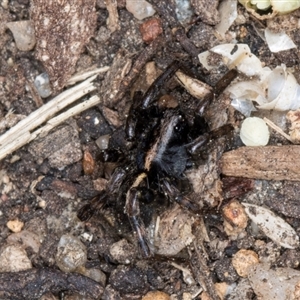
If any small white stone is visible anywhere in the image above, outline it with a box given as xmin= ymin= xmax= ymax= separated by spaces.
xmin=240 ymin=117 xmax=270 ymax=146
xmin=6 ymin=20 xmax=36 ymax=51
xmin=81 ymin=232 xmax=93 ymax=242
xmin=0 ymin=244 xmax=32 ymax=272
xmin=34 ymin=73 xmax=52 ymax=98
xmin=126 ymin=0 xmax=156 ymax=20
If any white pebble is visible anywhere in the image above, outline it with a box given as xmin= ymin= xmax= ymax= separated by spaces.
xmin=6 ymin=20 xmax=36 ymax=51
xmin=34 ymin=73 xmax=52 ymax=98
xmin=248 ymin=263 xmax=300 ymax=300
xmin=240 ymin=117 xmax=270 ymax=146
xmin=55 ymin=234 xmax=87 ymax=273
xmin=126 ymin=0 xmax=156 ymax=20
xmin=81 ymin=232 xmax=93 ymax=242
xmin=0 ymin=244 xmax=32 ymax=272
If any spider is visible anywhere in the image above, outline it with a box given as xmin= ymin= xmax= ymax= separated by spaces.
xmin=78 ymin=61 xmax=235 ymax=257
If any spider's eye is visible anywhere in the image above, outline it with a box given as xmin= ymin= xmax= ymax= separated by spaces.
xmin=174 ymin=115 xmax=186 ymax=132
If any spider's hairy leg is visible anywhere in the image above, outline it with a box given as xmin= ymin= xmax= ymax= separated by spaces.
xmin=141 ymin=61 xmax=180 ymax=109
xmin=77 ymin=167 xmax=126 ymax=221
xmin=125 ymin=173 xmax=153 ymax=257
xmin=106 ymin=167 xmax=127 ymax=194
xmin=214 ymin=69 xmax=238 ymax=97
xmin=77 ymin=190 xmax=108 ymax=221
xmin=160 ymin=178 xmax=199 ymax=212
xmin=186 ymin=133 xmax=209 ymax=155
xmin=125 ymin=91 xmax=144 ymax=140
xmin=126 ymin=62 xmax=180 ymax=141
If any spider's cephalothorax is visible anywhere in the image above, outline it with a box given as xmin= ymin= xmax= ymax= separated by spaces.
xmin=78 ymin=61 xmax=233 ymax=257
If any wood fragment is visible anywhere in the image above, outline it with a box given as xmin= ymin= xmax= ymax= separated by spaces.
xmin=106 ymin=0 xmax=120 ymax=32
xmin=220 ymin=146 xmax=300 ymax=181
xmin=189 ymin=241 xmax=219 ymax=300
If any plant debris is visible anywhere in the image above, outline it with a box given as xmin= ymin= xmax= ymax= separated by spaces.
xmin=1 ymin=0 xmax=300 ymax=299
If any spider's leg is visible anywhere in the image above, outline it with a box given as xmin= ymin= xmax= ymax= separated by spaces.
xmin=125 ymin=91 xmax=144 ymax=140
xmin=125 ymin=173 xmax=152 ymax=257
xmin=107 ymin=166 xmax=127 ymax=194
xmin=214 ymin=69 xmax=238 ymax=97
xmin=77 ymin=190 xmax=108 ymax=221
xmin=78 ymin=167 xmax=126 ymax=221
xmin=186 ymin=124 xmax=234 ymax=157
xmin=99 ymin=149 xmax=124 ymax=163
xmin=141 ymin=61 xmax=180 ymax=109
xmin=160 ymin=178 xmax=199 ymax=212
xmin=186 ymin=133 xmax=209 ymax=155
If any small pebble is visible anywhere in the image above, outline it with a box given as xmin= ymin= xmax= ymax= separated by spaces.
xmin=55 ymin=234 xmax=87 ymax=273
xmin=182 ymin=292 xmax=192 ymax=300
xmin=126 ymin=0 xmax=156 ymax=20
xmin=93 ymin=177 xmax=108 ymax=191
xmin=158 ymin=95 xmax=179 ymax=109
xmin=215 ymin=282 xmax=230 ymax=299
xmin=82 ymin=267 xmax=106 ymax=286
xmin=109 ymin=239 xmax=136 ymax=264
xmin=240 ymin=117 xmax=269 ymax=146
xmin=0 ymin=244 xmax=32 ymax=272
xmin=175 ymin=0 xmax=193 ymax=24
xmin=81 ymin=232 xmax=93 ymax=242
xmin=232 ymin=249 xmax=260 ymax=277
xmin=96 ymin=134 xmax=110 ymax=150
xmin=83 ymin=150 xmax=95 ymax=175
xmin=139 ymin=18 xmax=163 ymax=43
xmin=223 ymin=200 xmax=248 ymax=236
xmin=7 ymin=230 xmax=41 ymax=253
xmin=7 ymin=219 xmax=24 ymax=233
xmin=6 ymin=20 xmax=36 ymax=51
xmin=142 ymin=291 xmax=171 ymax=300
xmin=1 ymin=0 xmax=9 ymax=9
xmin=287 ymin=109 xmax=300 ymax=143
xmin=223 ymin=200 xmax=248 ymax=228
xmin=34 ymin=73 xmax=52 ymax=98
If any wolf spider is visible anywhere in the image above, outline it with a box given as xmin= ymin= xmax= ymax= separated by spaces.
xmin=78 ymin=61 xmax=235 ymax=257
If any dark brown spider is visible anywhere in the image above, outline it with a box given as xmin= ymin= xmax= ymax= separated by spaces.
xmin=78 ymin=61 xmax=236 ymax=257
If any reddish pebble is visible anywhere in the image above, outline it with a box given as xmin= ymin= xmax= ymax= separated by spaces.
xmin=83 ymin=150 xmax=95 ymax=175
xmin=139 ymin=18 xmax=163 ymax=43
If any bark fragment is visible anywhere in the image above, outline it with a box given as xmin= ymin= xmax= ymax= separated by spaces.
xmin=31 ymin=0 xmax=97 ymax=90
xmin=220 ymin=146 xmax=300 ymax=181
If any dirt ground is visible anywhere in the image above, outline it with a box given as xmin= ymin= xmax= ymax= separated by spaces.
xmin=1 ymin=1 xmax=300 ymax=299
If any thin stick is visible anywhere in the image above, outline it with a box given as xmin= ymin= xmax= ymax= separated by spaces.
xmin=66 ymin=66 xmax=110 ymax=86
xmin=263 ymin=117 xmax=293 ymax=143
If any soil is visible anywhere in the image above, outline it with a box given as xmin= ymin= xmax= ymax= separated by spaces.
xmin=1 ymin=1 xmax=300 ymax=300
